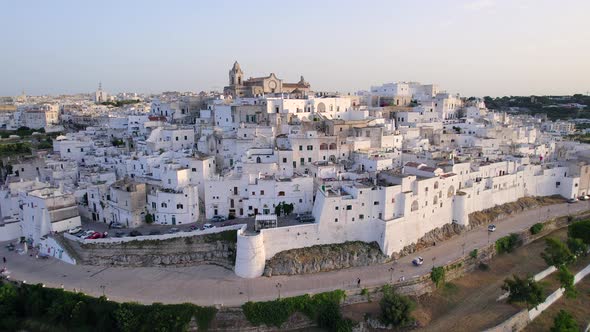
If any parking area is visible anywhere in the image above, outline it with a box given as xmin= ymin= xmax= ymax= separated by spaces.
xmin=77 ymin=213 xmax=313 ymax=238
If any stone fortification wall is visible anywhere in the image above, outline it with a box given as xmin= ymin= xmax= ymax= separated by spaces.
xmin=62 ymin=228 xmax=240 ymax=268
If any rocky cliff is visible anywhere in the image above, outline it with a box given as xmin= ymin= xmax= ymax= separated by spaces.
xmin=64 ymin=231 xmax=237 ymax=268
xmin=264 ymin=241 xmax=388 ymax=277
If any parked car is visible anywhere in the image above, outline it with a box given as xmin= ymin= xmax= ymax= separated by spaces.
xmin=298 ymin=215 xmax=315 ymax=223
xmin=168 ymin=228 xmax=181 ymax=234
xmin=114 ymin=232 xmax=126 ymax=238
xmin=148 ymin=230 xmax=161 ymax=235
xmin=111 ymin=222 xmax=124 ymax=229
xmin=412 ymin=257 xmax=424 ymax=266
xmin=6 ymin=243 xmax=15 ymax=251
xmin=86 ymin=232 xmax=103 ymax=240
xmin=203 ymin=223 xmax=214 ymax=229
xmin=488 ymin=224 xmax=497 ymax=232
xmin=567 ymin=198 xmax=579 ymax=204
xmin=68 ymin=226 xmax=82 ymax=234
xmin=579 ymin=195 xmax=590 ymax=201
xmin=80 ymin=230 xmax=95 ymax=238
xmin=211 ymin=215 xmax=226 ymax=222
xmin=128 ymin=230 xmax=142 ymax=237
xmin=188 ymin=225 xmax=198 ymax=231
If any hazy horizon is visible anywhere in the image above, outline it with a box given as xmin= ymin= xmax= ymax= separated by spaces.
xmin=1 ymin=0 xmax=589 ymax=97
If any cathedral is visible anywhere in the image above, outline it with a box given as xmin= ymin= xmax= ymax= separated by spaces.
xmin=223 ymin=61 xmax=311 ymax=98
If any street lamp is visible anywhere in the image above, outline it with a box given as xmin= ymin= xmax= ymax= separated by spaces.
xmin=461 ymin=243 xmax=466 ymax=257
xmin=389 ymin=266 xmax=395 ymax=283
xmin=276 ymin=283 xmax=282 ymax=300
xmin=100 ymin=285 xmax=106 ymax=297
xmin=432 ymin=257 xmax=436 ymax=268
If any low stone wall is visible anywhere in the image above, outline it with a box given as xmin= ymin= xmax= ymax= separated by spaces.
xmin=482 ymin=309 xmax=530 ymax=332
xmin=263 ymin=241 xmax=389 ymax=277
xmin=62 ymin=228 xmax=240 ymax=268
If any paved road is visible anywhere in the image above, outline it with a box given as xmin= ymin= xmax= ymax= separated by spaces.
xmin=2 ymin=201 xmax=589 ymax=306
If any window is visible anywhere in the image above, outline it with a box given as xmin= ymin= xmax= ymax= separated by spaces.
xmin=307 ymin=145 xmax=313 ymax=151
xmin=373 ymin=201 xmax=379 ymax=205
xmin=192 ymin=168 xmax=196 ymax=172
xmin=346 ymin=205 xmax=352 ymax=210
xmin=161 ymin=203 xmax=167 ymax=208
xmin=282 ymin=158 xmax=287 ymax=163
xmin=251 ymin=192 xmax=255 ymax=196
xmin=334 ymin=218 xmax=339 ymax=222
xmin=184 ymin=136 xmax=188 ymax=140
xmin=335 ymin=206 xmax=339 ymax=210
xmin=260 ymin=190 xmax=264 ymax=195
xmin=175 ymin=137 xmax=179 ymax=141
xmin=177 ymin=204 xmax=183 ymax=209
xmin=152 ymin=202 xmax=156 ymax=209
xmin=278 ymin=191 xmax=285 ymax=196
xmin=299 ymin=145 xmax=303 ymax=151
xmin=359 ymin=214 xmax=365 ymax=220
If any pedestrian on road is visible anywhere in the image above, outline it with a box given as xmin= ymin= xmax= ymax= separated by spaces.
xmin=357 ymin=277 xmax=361 ymax=288
xmin=2 ymin=257 xmax=6 ymax=264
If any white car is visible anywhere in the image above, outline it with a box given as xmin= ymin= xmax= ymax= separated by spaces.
xmin=68 ymin=226 xmax=82 ymax=234
xmin=79 ymin=230 xmax=95 ymax=238
xmin=203 ymin=224 xmax=215 ymax=229
xmin=412 ymin=257 xmax=424 ymax=266
xmin=488 ymin=224 xmax=497 ymax=232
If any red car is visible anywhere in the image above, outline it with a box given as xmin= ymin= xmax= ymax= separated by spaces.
xmin=86 ymin=232 xmax=103 ymax=240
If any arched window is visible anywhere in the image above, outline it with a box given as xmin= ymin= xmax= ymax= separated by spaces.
xmin=317 ymin=102 xmax=326 ymax=112
xmin=434 ymin=181 xmax=439 ymax=189
xmin=176 ymin=204 xmax=183 ymax=209
xmin=256 ymin=156 xmax=261 ymax=163
xmin=447 ymin=186 xmax=455 ymax=198
xmin=433 ymin=196 xmax=438 ymax=205
xmin=329 ymin=143 xmax=337 ymax=150
xmin=161 ymin=202 xmax=167 ymax=208
xmin=320 ymin=143 xmax=328 ymax=150
xmin=411 ymin=200 xmax=419 ymax=212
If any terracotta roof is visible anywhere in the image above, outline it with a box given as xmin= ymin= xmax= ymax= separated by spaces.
xmin=404 ymin=162 xmax=422 ymax=168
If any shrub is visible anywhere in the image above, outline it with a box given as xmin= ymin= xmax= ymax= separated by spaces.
xmin=144 ymin=214 xmax=153 ymax=224
xmin=530 ymin=223 xmax=544 ymax=235
xmin=567 ymin=237 xmax=588 ymax=257
xmin=469 ymin=249 xmax=478 ymax=259
xmin=431 ymin=266 xmax=445 ymax=288
xmin=496 ymin=233 xmax=520 ymax=254
xmin=379 ymin=285 xmax=415 ymax=327
xmin=478 ymin=262 xmax=490 ymax=271
xmin=541 ymin=238 xmax=574 ymax=267
xmin=568 ymin=219 xmax=590 ymax=245
xmin=502 ymin=275 xmax=545 ymax=309
xmin=242 ymin=290 xmax=348 ymax=331
xmin=550 ymin=310 xmax=579 ymax=332
xmin=0 ymin=281 xmax=216 ymax=331
xmin=557 ymin=266 xmax=577 ymax=299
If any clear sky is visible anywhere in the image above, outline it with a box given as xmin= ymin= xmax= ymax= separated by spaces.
xmin=1 ymin=0 xmax=589 ymax=97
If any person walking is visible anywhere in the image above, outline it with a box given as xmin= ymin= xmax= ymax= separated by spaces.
xmin=2 ymin=257 xmax=6 ymax=264
xmin=357 ymin=277 xmax=361 ymax=288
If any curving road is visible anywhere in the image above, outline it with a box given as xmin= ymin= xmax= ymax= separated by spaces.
xmin=2 ymin=201 xmax=589 ymax=306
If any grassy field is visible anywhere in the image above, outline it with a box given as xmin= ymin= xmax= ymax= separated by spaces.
xmin=341 ymin=228 xmax=590 ymax=331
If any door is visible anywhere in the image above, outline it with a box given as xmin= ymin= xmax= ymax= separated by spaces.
xmin=172 ymin=215 xmax=176 ymax=225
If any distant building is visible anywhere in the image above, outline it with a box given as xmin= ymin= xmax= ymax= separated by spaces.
xmin=94 ymin=82 xmax=108 ymax=103
xmin=224 ymin=61 xmax=311 ymax=98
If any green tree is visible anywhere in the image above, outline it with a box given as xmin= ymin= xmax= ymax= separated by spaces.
xmin=502 ymin=275 xmax=545 ymax=309
xmin=568 ymin=220 xmax=590 ymax=244
xmin=431 ymin=266 xmax=446 ymax=288
xmin=0 ymin=283 xmax=18 ymax=330
xmin=567 ymin=237 xmax=588 ymax=257
xmin=557 ymin=266 xmax=577 ymax=299
xmin=379 ymin=285 xmax=415 ymax=327
xmin=551 ymin=310 xmax=579 ymax=332
xmin=542 ymin=238 xmax=575 ymax=267
xmin=496 ymin=233 xmax=520 ymax=254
